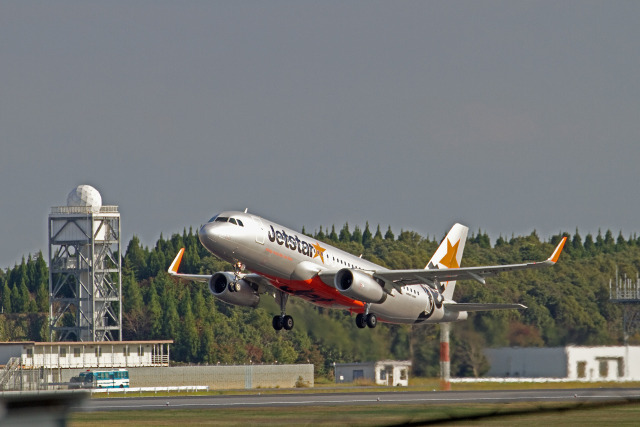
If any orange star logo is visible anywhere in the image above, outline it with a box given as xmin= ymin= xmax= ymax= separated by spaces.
xmin=312 ymin=242 xmax=326 ymax=264
xmin=439 ymin=239 xmax=460 ymax=269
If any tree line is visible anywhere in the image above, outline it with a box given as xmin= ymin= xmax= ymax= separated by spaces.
xmin=1 ymin=224 xmax=639 ymax=378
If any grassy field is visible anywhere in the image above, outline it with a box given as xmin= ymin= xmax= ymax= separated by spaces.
xmin=68 ymin=379 xmax=640 ymax=426
xmin=70 ymin=400 xmax=640 ymax=426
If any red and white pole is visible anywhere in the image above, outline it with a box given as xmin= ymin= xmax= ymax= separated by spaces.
xmin=440 ymin=322 xmax=451 ymax=391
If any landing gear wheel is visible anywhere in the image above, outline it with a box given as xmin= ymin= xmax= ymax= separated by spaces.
xmin=272 ymin=315 xmax=283 ymax=331
xmin=366 ymin=313 xmax=377 ymax=328
xmin=283 ymin=315 xmax=294 ymax=330
xmin=355 ymin=313 xmax=367 ymax=329
xmin=233 ymin=282 xmax=241 ymax=292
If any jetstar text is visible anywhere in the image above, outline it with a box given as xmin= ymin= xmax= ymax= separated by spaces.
xmin=268 ymin=225 xmax=316 ymax=258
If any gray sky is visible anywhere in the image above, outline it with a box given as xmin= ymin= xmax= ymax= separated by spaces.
xmin=1 ymin=1 xmax=639 ymax=268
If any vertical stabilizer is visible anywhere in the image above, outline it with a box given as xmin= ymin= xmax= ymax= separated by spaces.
xmin=426 ymin=223 xmax=469 ymax=300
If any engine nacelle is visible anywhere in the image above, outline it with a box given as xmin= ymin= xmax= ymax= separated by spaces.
xmin=208 ymin=272 xmax=260 ymax=308
xmin=335 ymin=268 xmax=387 ymax=304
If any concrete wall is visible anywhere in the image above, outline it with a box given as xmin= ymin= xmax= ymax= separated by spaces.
xmin=485 ymin=346 xmax=640 ymax=381
xmin=485 ymin=347 xmax=568 ymax=378
xmin=59 ymin=364 xmax=314 ymax=390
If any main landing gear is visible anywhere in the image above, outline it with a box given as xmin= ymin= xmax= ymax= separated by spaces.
xmin=355 ymin=304 xmax=377 ymax=329
xmin=272 ymin=290 xmax=294 ymax=331
xmin=272 ymin=314 xmax=294 ymax=331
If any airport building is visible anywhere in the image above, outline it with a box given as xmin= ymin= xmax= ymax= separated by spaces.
xmin=0 ymin=340 xmax=171 ymax=391
xmin=0 ymin=341 xmax=314 ymax=391
xmin=484 ymin=346 xmax=640 ymax=381
xmin=334 ymin=360 xmax=412 ymax=386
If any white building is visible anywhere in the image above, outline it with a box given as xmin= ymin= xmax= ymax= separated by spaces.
xmin=484 ymin=346 xmax=640 ymax=381
xmin=334 ymin=360 xmax=412 ymax=386
xmin=0 ymin=341 xmax=172 ymax=370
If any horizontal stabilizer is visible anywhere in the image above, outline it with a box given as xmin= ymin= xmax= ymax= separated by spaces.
xmin=444 ymin=302 xmax=527 ymax=312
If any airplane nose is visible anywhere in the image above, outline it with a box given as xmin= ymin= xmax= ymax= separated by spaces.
xmin=198 ymin=222 xmax=217 ymax=248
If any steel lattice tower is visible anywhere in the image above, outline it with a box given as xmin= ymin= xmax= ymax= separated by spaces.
xmin=610 ymin=270 xmax=640 ymax=345
xmin=49 ymin=185 xmax=122 ymax=341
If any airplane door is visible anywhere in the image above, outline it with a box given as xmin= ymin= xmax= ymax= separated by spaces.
xmin=251 ymin=216 xmax=265 ymax=244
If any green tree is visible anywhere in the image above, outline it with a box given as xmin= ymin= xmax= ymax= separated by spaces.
xmin=10 ymin=283 xmax=21 ymax=313
xmin=362 ymin=222 xmax=373 ymax=248
xmin=339 ymin=223 xmax=351 ymax=242
xmin=125 ymin=236 xmax=148 ymax=280
xmin=146 ymin=280 xmax=163 ymax=339
xmin=374 ymin=225 xmax=383 ymax=241
xmin=351 ymin=225 xmax=363 ymax=244
xmin=2 ymin=283 xmax=11 ymax=314
xmin=384 ymin=226 xmax=394 ymax=241
xmin=328 ymin=225 xmax=338 ymax=241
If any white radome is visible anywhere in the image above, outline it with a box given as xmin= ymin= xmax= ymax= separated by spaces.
xmin=67 ymin=185 xmax=102 ymax=212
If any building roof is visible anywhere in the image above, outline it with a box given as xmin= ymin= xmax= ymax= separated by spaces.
xmin=335 ymin=360 xmax=412 ymax=367
xmin=0 ymin=340 xmax=173 ymax=346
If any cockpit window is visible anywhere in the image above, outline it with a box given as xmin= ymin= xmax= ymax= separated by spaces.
xmin=208 ymin=216 xmax=245 ymax=226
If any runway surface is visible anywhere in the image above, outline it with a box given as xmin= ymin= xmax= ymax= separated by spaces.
xmin=74 ymin=388 xmax=640 ymax=412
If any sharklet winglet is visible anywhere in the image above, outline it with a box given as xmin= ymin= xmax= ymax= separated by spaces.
xmin=547 ymin=237 xmax=567 ymax=264
xmin=168 ymin=248 xmax=185 ymax=274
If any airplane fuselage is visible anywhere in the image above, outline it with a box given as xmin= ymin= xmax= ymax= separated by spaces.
xmin=198 ymin=211 xmax=466 ymax=324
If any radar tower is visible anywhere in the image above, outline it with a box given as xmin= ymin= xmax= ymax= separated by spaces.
xmin=48 ymin=185 xmax=122 ymax=341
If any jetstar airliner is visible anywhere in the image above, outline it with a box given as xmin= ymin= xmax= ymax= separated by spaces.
xmin=168 ymin=211 xmax=566 ymax=331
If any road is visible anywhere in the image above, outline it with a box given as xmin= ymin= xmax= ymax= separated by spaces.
xmin=74 ymin=388 xmax=640 ymax=412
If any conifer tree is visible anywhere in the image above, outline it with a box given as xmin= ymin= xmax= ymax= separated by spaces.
xmin=339 ymin=223 xmax=351 ymax=242
xmin=374 ymin=225 xmax=383 ymax=241
xmin=2 ymin=283 xmax=11 ymax=314
xmin=384 ymin=225 xmax=395 ymax=241
xmin=329 ymin=225 xmax=338 ymax=241
xmin=10 ymin=284 xmax=20 ymax=313
xmin=362 ymin=222 xmax=373 ymax=247
xmin=146 ymin=280 xmax=163 ymax=339
xmin=19 ymin=280 xmax=31 ymax=313
xmin=125 ymin=236 xmax=148 ymax=280
xmin=36 ymin=282 xmax=48 ymax=313
xmin=584 ymin=233 xmax=595 ymax=255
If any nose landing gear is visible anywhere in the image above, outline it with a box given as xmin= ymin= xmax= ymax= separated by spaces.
xmin=229 ymin=262 xmax=244 ymax=292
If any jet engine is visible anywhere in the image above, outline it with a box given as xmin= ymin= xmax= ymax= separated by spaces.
xmin=209 ymin=272 xmax=260 ymax=307
xmin=335 ymin=269 xmax=387 ymax=304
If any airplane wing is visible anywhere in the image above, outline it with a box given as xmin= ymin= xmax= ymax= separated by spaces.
xmin=444 ymin=302 xmax=527 ymax=312
xmin=167 ymin=248 xmax=276 ymax=292
xmin=373 ymin=237 xmax=567 ymax=291
xmin=167 ymin=248 xmax=210 ymax=283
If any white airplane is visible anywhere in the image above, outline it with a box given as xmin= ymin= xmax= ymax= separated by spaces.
xmin=168 ymin=211 xmax=567 ymax=330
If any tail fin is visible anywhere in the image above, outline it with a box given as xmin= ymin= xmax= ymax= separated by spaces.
xmin=425 ymin=223 xmax=469 ymax=300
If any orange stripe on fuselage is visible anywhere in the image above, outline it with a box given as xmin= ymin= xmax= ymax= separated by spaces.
xmin=261 ymin=273 xmax=365 ymax=311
